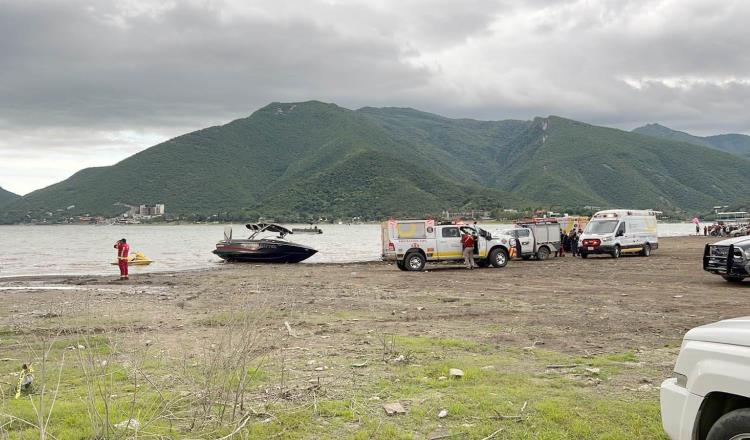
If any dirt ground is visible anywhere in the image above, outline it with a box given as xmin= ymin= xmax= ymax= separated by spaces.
xmin=1 ymin=235 xmax=749 ymax=438
xmin=2 ymin=236 xmax=747 ymax=356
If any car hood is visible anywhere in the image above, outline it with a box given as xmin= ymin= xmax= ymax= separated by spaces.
xmin=684 ymin=316 xmax=750 ymax=347
xmin=712 ymin=236 xmax=750 ymax=247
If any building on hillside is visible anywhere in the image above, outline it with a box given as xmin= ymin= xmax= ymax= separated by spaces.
xmin=134 ymin=204 xmax=165 ymax=217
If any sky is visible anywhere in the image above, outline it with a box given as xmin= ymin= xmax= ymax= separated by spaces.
xmin=1 ymin=0 xmax=749 ymax=195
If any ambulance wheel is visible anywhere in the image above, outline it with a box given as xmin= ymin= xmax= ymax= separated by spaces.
xmin=404 ymin=253 xmax=426 ymax=272
xmin=489 ymin=248 xmax=508 ymax=268
xmin=396 ymin=261 xmax=407 ymax=271
xmin=611 ymin=245 xmax=621 ymax=259
xmin=640 ymin=243 xmax=651 ymax=257
xmin=536 ymin=246 xmax=550 ymax=261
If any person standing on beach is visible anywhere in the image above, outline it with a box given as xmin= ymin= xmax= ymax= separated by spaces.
xmin=461 ymin=231 xmax=476 ymax=269
xmin=115 ymin=238 xmax=129 ymax=280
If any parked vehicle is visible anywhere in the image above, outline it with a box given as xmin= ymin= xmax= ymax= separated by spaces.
xmin=660 ymin=316 xmax=750 ymax=440
xmin=578 ymin=209 xmax=658 ymax=258
xmin=498 ymin=218 xmax=561 ymax=260
xmin=703 ymin=236 xmax=750 ymax=283
xmin=381 ymin=220 xmax=514 ymax=271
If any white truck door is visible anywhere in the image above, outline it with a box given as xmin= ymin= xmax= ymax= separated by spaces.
xmin=518 ymin=229 xmax=533 ymax=254
xmin=437 ymin=226 xmax=462 ymax=259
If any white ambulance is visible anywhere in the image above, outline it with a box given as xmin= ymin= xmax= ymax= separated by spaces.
xmin=579 ymin=209 xmax=659 ymax=258
xmin=381 ymin=219 xmax=514 ymax=271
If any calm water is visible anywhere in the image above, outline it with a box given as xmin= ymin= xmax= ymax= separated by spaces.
xmin=0 ymin=222 xmax=698 ymax=278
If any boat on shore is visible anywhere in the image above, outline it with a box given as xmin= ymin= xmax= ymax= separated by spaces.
xmin=110 ymin=252 xmax=153 ymax=266
xmin=213 ymin=223 xmax=318 ymax=263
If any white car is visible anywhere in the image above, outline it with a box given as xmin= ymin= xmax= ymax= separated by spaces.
xmin=660 ymin=317 xmax=750 ymax=439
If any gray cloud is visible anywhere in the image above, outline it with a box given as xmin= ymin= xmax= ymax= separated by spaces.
xmin=0 ymin=0 xmax=749 ymax=194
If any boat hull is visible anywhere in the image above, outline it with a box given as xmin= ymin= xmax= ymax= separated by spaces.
xmin=213 ymin=240 xmax=317 ymax=263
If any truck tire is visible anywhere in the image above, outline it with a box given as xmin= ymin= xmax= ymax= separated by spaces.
xmin=640 ymin=243 xmax=651 ymax=257
xmin=611 ymin=245 xmax=621 ymax=259
xmin=706 ymin=407 xmax=750 ymax=440
xmin=489 ymin=248 xmax=508 ymax=268
xmin=722 ymin=275 xmax=745 ymax=283
xmin=396 ymin=260 xmax=407 ymax=271
xmin=536 ymin=246 xmax=550 ymax=260
xmin=404 ymin=252 xmax=426 ymax=272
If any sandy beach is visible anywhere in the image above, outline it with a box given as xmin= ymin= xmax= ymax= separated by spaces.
xmin=1 ymin=235 xmax=748 ymax=438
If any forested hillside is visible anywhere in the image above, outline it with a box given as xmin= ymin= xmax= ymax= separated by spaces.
xmin=3 ymin=101 xmax=750 ymax=223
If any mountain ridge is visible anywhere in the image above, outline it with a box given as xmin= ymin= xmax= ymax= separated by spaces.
xmin=633 ymin=123 xmax=750 ymax=158
xmin=3 ymin=101 xmax=750 ymax=223
xmin=0 ymin=186 xmax=20 ymax=208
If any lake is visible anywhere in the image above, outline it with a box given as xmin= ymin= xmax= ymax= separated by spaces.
xmin=0 ymin=222 xmax=699 ymax=278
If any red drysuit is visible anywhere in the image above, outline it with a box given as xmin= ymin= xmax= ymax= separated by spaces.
xmin=115 ymin=241 xmax=130 ymax=278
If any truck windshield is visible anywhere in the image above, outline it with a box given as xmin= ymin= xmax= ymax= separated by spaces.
xmin=585 ymin=220 xmax=619 ymax=234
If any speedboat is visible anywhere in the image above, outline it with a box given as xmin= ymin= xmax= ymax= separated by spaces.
xmin=213 ymin=223 xmax=318 ymax=263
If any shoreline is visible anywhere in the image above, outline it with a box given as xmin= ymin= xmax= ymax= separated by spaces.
xmin=0 ymin=235 xmax=714 ymax=282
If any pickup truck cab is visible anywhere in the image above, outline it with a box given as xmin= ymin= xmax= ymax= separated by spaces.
xmin=703 ymin=236 xmax=750 ymax=283
xmin=381 ymin=220 xmax=514 ymax=271
xmin=660 ymin=317 xmax=750 ymax=439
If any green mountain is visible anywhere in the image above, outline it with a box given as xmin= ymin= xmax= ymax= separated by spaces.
xmin=633 ymin=123 xmax=750 ymax=158
xmin=3 ymin=102 xmax=750 ymax=223
xmin=0 ymin=186 xmax=20 ymax=207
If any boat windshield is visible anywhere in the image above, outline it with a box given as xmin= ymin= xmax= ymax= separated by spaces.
xmin=585 ymin=220 xmax=619 ymax=234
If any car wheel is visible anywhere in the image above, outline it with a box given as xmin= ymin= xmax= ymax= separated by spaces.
xmin=611 ymin=245 xmax=621 ymax=259
xmin=404 ymin=252 xmax=426 ymax=272
xmin=641 ymin=243 xmax=651 ymax=257
xmin=489 ymin=248 xmax=508 ymax=268
xmin=580 ymin=252 xmax=588 ymax=259
xmin=536 ymin=246 xmax=550 ymax=261
xmin=396 ymin=260 xmax=407 ymax=271
xmin=707 ymin=408 xmax=750 ymax=440
xmin=722 ymin=275 xmax=745 ymax=283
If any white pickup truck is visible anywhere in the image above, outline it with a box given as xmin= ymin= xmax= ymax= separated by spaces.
xmin=661 ymin=317 xmax=750 ymax=440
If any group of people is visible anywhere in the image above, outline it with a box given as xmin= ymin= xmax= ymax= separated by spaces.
xmin=557 ymin=228 xmax=584 ymax=257
xmin=701 ymin=224 xmax=748 ymax=237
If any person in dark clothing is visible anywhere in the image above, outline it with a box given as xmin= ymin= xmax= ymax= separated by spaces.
xmin=515 ymin=235 xmax=522 ymax=259
xmin=569 ymin=229 xmax=579 ymax=256
xmin=557 ymin=231 xmax=566 ymax=257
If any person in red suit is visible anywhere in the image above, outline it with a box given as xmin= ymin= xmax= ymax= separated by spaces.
xmin=461 ymin=231 xmax=476 ymax=269
xmin=115 ymin=238 xmax=129 ymax=280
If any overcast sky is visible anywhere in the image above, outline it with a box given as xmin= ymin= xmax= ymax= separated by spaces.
xmin=1 ymin=0 xmax=749 ymax=195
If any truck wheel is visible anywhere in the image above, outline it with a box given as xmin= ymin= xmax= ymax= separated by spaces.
xmin=396 ymin=260 xmax=407 ymax=271
xmin=404 ymin=253 xmax=426 ymax=272
xmin=536 ymin=246 xmax=550 ymax=261
xmin=706 ymin=408 xmax=750 ymax=440
xmin=722 ymin=275 xmax=745 ymax=283
xmin=640 ymin=243 xmax=651 ymax=257
xmin=489 ymin=248 xmax=508 ymax=268
xmin=611 ymin=245 xmax=621 ymax=259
